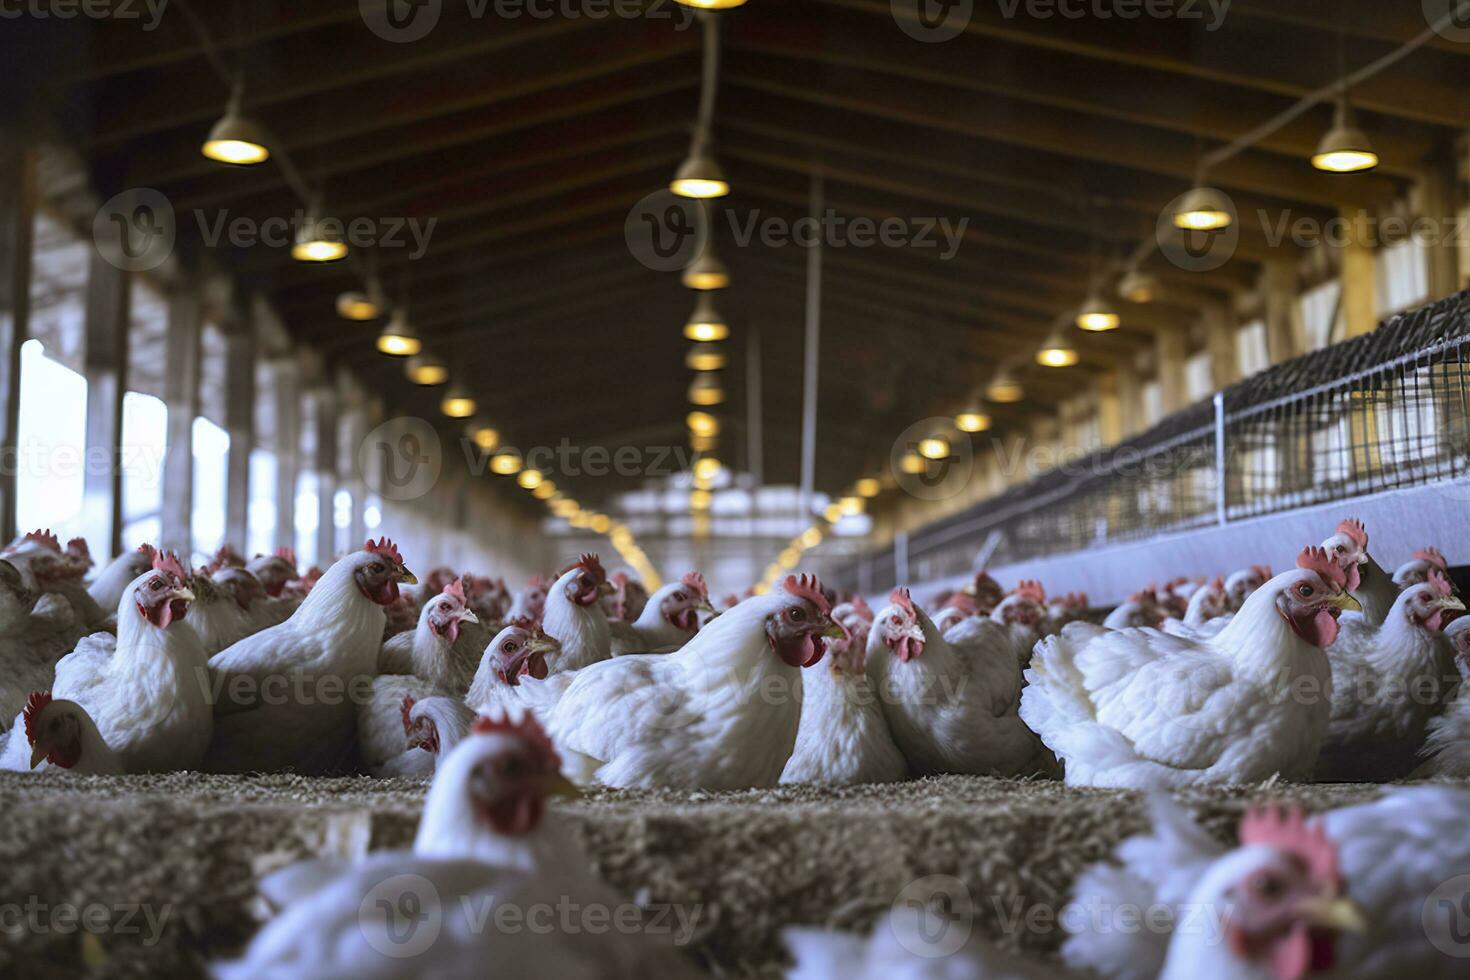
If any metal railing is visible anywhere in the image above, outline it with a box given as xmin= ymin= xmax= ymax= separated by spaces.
xmin=842 ymin=288 xmax=1470 ymax=592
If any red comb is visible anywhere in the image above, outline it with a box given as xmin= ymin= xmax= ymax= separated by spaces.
xmin=505 ymin=616 xmax=544 ymax=635
xmin=471 ymin=712 xmax=561 ymax=769
xmin=137 ymin=543 xmax=158 ymax=563
xmin=1014 ymin=580 xmax=1046 ymax=602
xmin=562 ymin=553 xmax=606 ymax=584
xmin=24 ymin=530 xmax=61 ymax=552
xmin=365 ymin=537 xmax=405 ymax=566
xmin=153 ymin=550 xmax=188 ymax=582
xmin=23 ymin=690 xmax=51 ymax=744
xmin=65 ymin=538 xmax=92 ymax=563
xmin=888 ymin=587 xmax=916 ymax=617
xmin=1428 ymin=568 xmax=1455 ymax=597
xmin=1239 ymin=803 xmax=1339 ymax=885
xmin=781 ymin=574 xmax=831 ymax=614
xmin=1297 ymin=546 xmax=1347 ymax=591
xmin=400 ymin=695 xmax=416 ymax=735
xmin=680 ymin=571 xmax=708 ymax=599
xmin=274 ymin=547 xmax=298 ymax=567
xmin=1336 ymin=518 xmax=1368 ymax=550
xmin=1415 ymin=547 xmax=1448 ymax=571
xmin=444 ymin=577 xmax=467 ymax=602
xmin=1066 ymin=592 xmax=1089 ymax=608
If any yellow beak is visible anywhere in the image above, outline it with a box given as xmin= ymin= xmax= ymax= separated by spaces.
xmin=174 ymin=586 xmax=196 ymax=603
xmin=1298 ymin=895 xmax=1367 ymax=933
xmin=399 ymin=567 xmax=418 ymax=586
xmin=1439 ymin=596 xmax=1467 ymax=613
xmin=819 ymin=622 xmax=847 ymax=640
xmin=1330 ymin=592 xmax=1363 ymax=613
xmin=529 ymin=635 xmax=561 ymax=656
xmin=29 ymin=740 xmax=47 ymax=769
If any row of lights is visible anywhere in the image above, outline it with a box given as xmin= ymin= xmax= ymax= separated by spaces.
xmin=753 ymin=485 xmax=873 ymax=594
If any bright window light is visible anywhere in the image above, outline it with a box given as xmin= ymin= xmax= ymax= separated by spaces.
xmin=191 ymin=416 xmax=230 ymax=562
xmin=16 ymin=339 xmax=87 ymax=543
xmin=248 ymin=449 xmax=278 ymax=558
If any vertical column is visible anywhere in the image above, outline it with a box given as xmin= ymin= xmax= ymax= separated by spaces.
xmin=1115 ymin=361 xmax=1143 ymax=439
xmin=1204 ymin=300 xmax=1239 ymax=392
xmin=1340 ymin=206 xmax=1378 ymax=338
xmin=81 ymin=240 xmax=131 ymax=559
xmin=343 ymin=403 xmax=369 ymax=549
xmin=1095 ymin=373 xmax=1124 ymax=446
xmin=311 ymin=385 xmax=337 ymax=565
xmin=159 ymin=284 xmax=202 ymax=554
xmin=1417 ymin=162 xmax=1460 ymax=301
xmin=221 ymin=323 xmax=256 ymax=551
xmin=271 ymin=357 xmax=299 ymax=553
xmin=0 ymin=136 xmax=36 ymax=544
xmin=1155 ymin=328 xmax=1188 ymax=415
xmin=1262 ymin=258 xmax=1303 ymax=364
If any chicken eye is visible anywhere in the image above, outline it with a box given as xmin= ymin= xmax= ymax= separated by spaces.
xmin=788 ymin=607 xmax=806 ymax=622
xmin=1297 ymin=584 xmax=1313 ymax=598
xmin=672 ymin=592 xmax=686 ymax=602
xmin=369 ymin=562 xmax=385 ymax=575
xmin=148 ymin=577 xmax=163 ymax=590
xmin=1335 ymin=544 xmax=1347 ymax=554
xmin=1248 ymin=871 xmax=1285 ymax=900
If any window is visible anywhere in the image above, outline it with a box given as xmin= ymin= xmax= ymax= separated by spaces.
xmin=15 ymin=339 xmax=87 ymax=543
xmin=191 ymin=417 xmax=230 ymax=563
xmin=1376 ymin=239 xmax=1428 ymax=317
xmin=294 ymin=470 xmax=320 ymax=568
xmin=1185 ymin=352 xmax=1213 ymax=402
xmin=1236 ymin=319 xmax=1270 ymax=378
xmin=120 ymin=390 xmax=166 ymax=550
xmin=247 ymin=448 xmax=277 ymax=559
xmin=333 ymin=487 xmax=354 ymax=555
xmin=1298 ymin=281 xmax=1342 ymax=352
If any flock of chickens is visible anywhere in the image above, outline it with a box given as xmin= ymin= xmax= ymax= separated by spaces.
xmin=1 ymin=516 xmax=1467 ymax=978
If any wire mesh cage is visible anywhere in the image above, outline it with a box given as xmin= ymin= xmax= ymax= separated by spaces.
xmin=845 ymin=288 xmax=1470 ymax=592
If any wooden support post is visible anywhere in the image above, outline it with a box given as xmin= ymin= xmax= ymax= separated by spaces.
xmin=1155 ymin=328 xmax=1188 ymax=415
xmin=1418 ymin=162 xmax=1460 ymax=301
xmin=81 ymin=242 xmax=131 ymax=560
xmin=0 ymin=136 xmax=36 ymax=545
xmin=159 ymin=285 xmax=202 ymax=554
xmin=1095 ymin=373 xmax=1124 ymax=446
xmin=1204 ymin=301 xmax=1239 ymax=392
xmin=311 ymin=386 xmax=337 ymax=566
xmin=222 ymin=324 xmax=255 ymax=552
xmin=1340 ymin=206 xmax=1378 ymax=338
xmin=271 ymin=359 xmax=300 ymax=554
xmin=1262 ymin=259 xmax=1303 ymax=364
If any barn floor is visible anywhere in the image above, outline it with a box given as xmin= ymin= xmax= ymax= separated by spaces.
xmin=0 ymin=773 xmax=1416 ymax=977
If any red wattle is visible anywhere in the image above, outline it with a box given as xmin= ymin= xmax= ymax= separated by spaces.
xmin=668 ymin=607 xmax=698 ymax=632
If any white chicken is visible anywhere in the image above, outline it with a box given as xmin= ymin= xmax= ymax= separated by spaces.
xmin=47 ymin=551 xmax=212 ymax=773
xmin=866 ymin=588 xmax=1048 ymax=777
xmin=609 ymin=572 xmax=714 ymax=655
xmin=988 ymin=580 xmax=1051 ymax=669
xmin=505 ymin=573 xmax=550 ymax=622
xmin=1415 ymin=616 xmax=1470 ymax=777
xmin=540 ymin=554 xmax=614 ymax=673
xmin=87 ymin=543 xmax=156 ymax=614
xmin=1393 ymin=546 xmax=1450 ymax=589
xmin=1062 ymin=793 xmax=1368 ymax=980
xmin=1321 ymin=517 xmax=1399 ymax=626
xmin=244 ymin=548 xmax=299 ymax=598
xmin=1161 ymin=576 xmax=1231 ymax=641
xmin=464 ymin=620 xmax=569 ymax=725
xmin=1 ymin=690 xmax=122 ymax=773
xmin=1103 ymin=589 xmax=1164 ymax=630
xmin=781 ymin=619 xmax=906 ymax=785
xmin=1224 ymin=563 xmax=1272 ymax=612
xmin=204 ymin=538 xmax=416 ymax=775
xmin=602 ymin=569 xmax=649 ymax=623
xmin=1313 ymin=568 xmax=1463 ymax=781
xmin=185 ymin=568 xmax=260 ymax=657
xmin=547 ymin=574 xmax=842 ymax=789
xmin=831 ymin=593 xmax=874 ymax=635
xmin=371 ymin=694 xmax=476 ymax=778
xmin=1021 ymin=547 xmax=1360 ymax=788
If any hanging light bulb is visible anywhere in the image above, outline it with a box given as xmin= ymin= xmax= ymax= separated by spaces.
xmin=688 ymin=373 xmax=725 ymax=407
xmin=532 ymin=480 xmax=557 ymax=499
xmin=1173 ymin=184 xmax=1234 ymax=231
xmin=686 ymin=411 xmax=720 ymax=438
xmin=517 ymin=469 xmax=544 ymax=490
xmin=376 ymin=310 xmax=421 ymax=357
xmin=955 ymin=410 xmax=991 ymax=433
xmin=674 ymin=0 xmax=748 ymax=7
xmin=1036 ymin=330 xmax=1080 ymax=368
xmin=899 ymin=452 xmax=926 ymax=475
xmin=686 ymin=342 xmax=727 ymax=371
xmin=854 ymin=477 xmax=880 ymax=498
xmin=201 ymin=89 xmax=270 ymax=165
xmin=683 ymin=292 xmax=729 ymax=342
xmin=405 ymin=352 xmax=449 ymax=386
xmin=1076 ymin=292 xmax=1121 ymax=332
xmin=336 ymin=291 xmax=380 ymax=321
xmin=291 ymin=203 xmax=348 ymax=263
xmin=838 ymin=496 xmax=864 ymax=516
xmin=1118 ymin=270 xmax=1161 ymax=304
xmin=671 ymin=145 xmax=729 ymax=199
xmin=1311 ymin=91 xmax=1378 ymax=174
xmin=440 ymin=382 xmax=477 ymax=419
xmin=986 ymin=371 xmax=1024 ymax=403
xmin=693 ymin=456 xmax=721 ymax=482
xmin=491 ymin=450 xmax=523 ymax=476
xmin=466 ymin=417 xmax=499 ymax=451
xmin=918 ymin=435 xmax=950 ymax=460
xmin=682 ymin=243 xmax=730 ymax=290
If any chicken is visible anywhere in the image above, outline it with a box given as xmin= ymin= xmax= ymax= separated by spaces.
xmin=1046 ymin=591 xmax=1091 ymax=632
xmin=204 ymin=538 xmax=416 ymax=775
xmin=505 ymin=574 xmax=550 ymax=621
xmin=1415 ymin=616 xmax=1470 ymax=777
xmin=866 ymin=588 xmax=1048 ymax=777
xmin=184 ymin=568 xmax=260 ymax=657
xmin=48 ymin=551 xmax=212 ymax=773
xmin=4 ymin=529 xmax=108 ymax=633
xmin=989 ymin=580 xmax=1050 ymax=668
xmin=609 ymin=572 xmax=714 ymax=655
xmin=1160 ymin=576 xmax=1230 ymax=640
xmin=87 ymin=543 xmax=156 ymax=614
xmin=931 ymin=590 xmax=977 ymax=633
xmin=464 ymin=620 xmax=568 ymax=724
xmin=953 ymin=568 xmax=1007 ymax=615
xmin=602 ymin=569 xmax=649 ymax=623
xmin=781 ymin=619 xmax=905 ymax=785
xmin=1393 ymin=546 xmax=1450 ymax=589
xmin=1103 ymin=590 xmax=1164 ymax=630
xmin=1062 ymin=793 xmax=1367 ymax=980
xmin=213 ymin=565 xmax=298 ymax=634
xmin=371 ymin=694 xmax=476 ymax=778
xmin=1 ymin=690 xmax=122 ymax=773
xmin=244 ymin=548 xmax=299 ymax=597
xmin=0 ymin=558 xmax=47 ymax=723
xmin=540 ymin=553 xmax=614 ymax=673
xmin=1313 ymin=568 xmax=1463 ymax=781
xmin=1224 ymin=563 xmax=1272 ymax=612
xmin=360 ymin=578 xmax=483 ymax=774
xmin=217 ymin=714 xmax=698 ymax=980
xmin=547 ymin=574 xmax=842 ymax=789
xmin=1020 ymin=547 xmax=1360 ymax=788
xmin=1321 ymin=517 xmax=1399 ymax=626
xmin=463 ymin=573 xmax=511 ymax=624
xmin=831 ymin=593 xmax=874 ymax=635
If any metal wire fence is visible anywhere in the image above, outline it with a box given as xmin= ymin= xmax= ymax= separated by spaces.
xmin=843 ymin=288 xmax=1470 ymax=592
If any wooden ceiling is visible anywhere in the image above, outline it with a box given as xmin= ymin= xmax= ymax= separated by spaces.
xmin=12 ymin=0 xmax=1468 ymax=508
